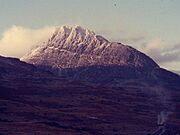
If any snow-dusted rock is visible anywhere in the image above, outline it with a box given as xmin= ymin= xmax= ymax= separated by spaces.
xmin=21 ymin=25 xmax=158 ymax=71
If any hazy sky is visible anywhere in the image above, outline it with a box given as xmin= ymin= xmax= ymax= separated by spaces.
xmin=0 ymin=0 xmax=180 ymax=71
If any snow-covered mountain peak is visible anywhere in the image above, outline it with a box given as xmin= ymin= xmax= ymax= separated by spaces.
xmin=53 ymin=25 xmax=95 ymax=40
xmin=59 ymin=25 xmax=72 ymax=34
xmin=21 ymin=25 xmax=158 ymax=70
xmin=45 ymin=25 xmax=109 ymax=50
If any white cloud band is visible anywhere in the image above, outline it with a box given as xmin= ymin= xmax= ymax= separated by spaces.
xmin=0 ymin=25 xmax=55 ymax=58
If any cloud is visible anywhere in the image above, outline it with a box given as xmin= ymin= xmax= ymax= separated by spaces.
xmin=0 ymin=25 xmax=55 ymax=58
xmin=136 ymin=38 xmax=180 ymax=70
xmin=119 ymin=36 xmax=145 ymax=44
xmin=142 ymin=39 xmax=180 ymax=63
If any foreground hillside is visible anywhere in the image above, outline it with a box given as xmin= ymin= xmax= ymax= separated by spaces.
xmin=0 ymin=56 xmax=180 ymax=135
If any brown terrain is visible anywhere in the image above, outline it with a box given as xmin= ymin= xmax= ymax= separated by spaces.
xmin=0 ymin=56 xmax=180 ymax=135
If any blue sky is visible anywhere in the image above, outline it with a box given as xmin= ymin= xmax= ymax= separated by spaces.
xmin=0 ymin=0 xmax=180 ymax=71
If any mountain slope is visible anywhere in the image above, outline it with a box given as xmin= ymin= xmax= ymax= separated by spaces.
xmin=0 ymin=56 xmax=180 ymax=135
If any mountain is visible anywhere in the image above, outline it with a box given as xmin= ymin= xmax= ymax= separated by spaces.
xmin=0 ymin=26 xmax=180 ymax=135
xmin=21 ymin=26 xmax=180 ymax=86
xmin=21 ymin=25 xmax=158 ymax=70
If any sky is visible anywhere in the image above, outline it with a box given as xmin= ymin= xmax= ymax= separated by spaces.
xmin=0 ymin=0 xmax=180 ymax=71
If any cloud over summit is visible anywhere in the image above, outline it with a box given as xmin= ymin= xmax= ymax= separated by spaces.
xmin=0 ymin=25 xmax=55 ymax=58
